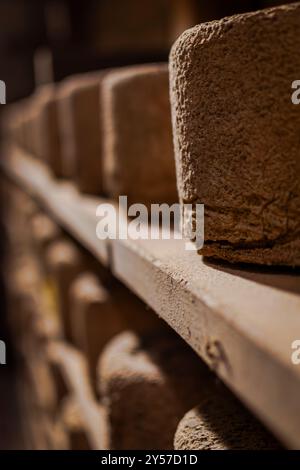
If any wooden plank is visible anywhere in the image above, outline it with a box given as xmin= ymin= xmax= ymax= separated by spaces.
xmin=2 ymin=146 xmax=300 ymax=448
xmin=2 ymin=146 xmax=109 ymax=265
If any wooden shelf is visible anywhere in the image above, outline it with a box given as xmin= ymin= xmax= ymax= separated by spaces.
xmin=2 ymin=146 xmax=300 ymax=448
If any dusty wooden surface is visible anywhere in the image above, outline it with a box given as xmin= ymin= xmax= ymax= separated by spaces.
xmin=2 ymin=146 xmax=300 ymax=448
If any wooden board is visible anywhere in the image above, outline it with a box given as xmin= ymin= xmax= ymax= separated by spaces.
xmin=2 ymin=146 xmax=300 ymax=448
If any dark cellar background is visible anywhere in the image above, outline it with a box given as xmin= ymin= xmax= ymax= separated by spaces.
xmin=0 ymin=0 xmax=294 ymax=103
